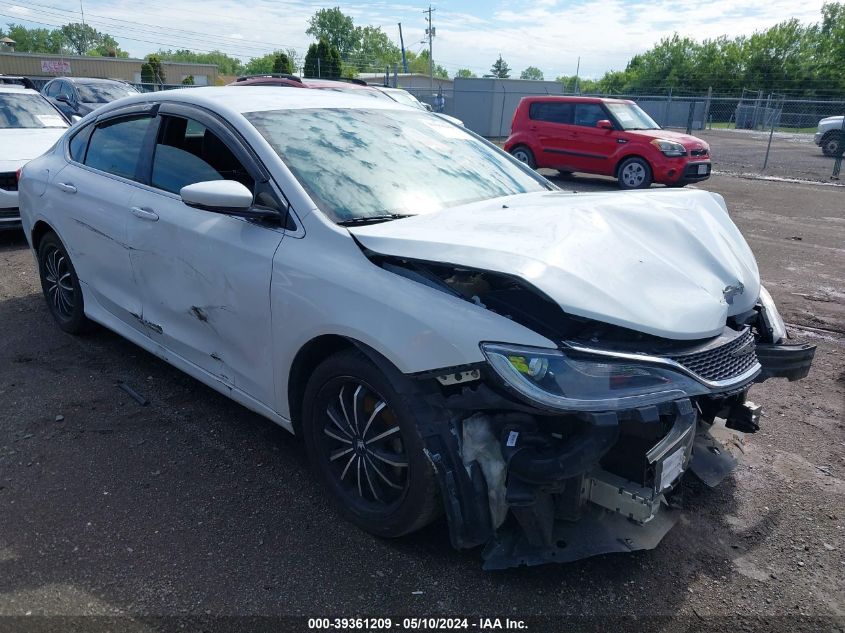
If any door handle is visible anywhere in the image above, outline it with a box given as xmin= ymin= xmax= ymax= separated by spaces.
xmin=130 ymin=206 xmax=159 ymax=221
xmin=56 ymin=182 xmax=77 ymax=194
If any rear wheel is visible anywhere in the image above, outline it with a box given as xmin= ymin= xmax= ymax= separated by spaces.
xmin=301 ymin=349 xmax=440 ymax=538
xmin=617 ymin=157 xmax=653 ymax=189
xmin=821 ymin=131 xmax=842 ymax=157
xmin=509 ymin=145 xmax=536 ymax=169
xmin=37 ymin=231 xmax=91 ymax=334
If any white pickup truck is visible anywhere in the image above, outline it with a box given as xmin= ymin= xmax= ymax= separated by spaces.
xmin=815 ymin=115 xmax=844 ymax=156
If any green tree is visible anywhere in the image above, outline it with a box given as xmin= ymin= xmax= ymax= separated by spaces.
xmin=182 ymin=75 xmax=195 ymax=85
xmin=0 ymin=24 xmax=65 ymax=53
xmin=819 ymin=2 xmax=845 ymax=92
xmin=306 ymin=7 xmax=360 ymax=57
xmin=519 ymin=66 xmax=544 ymax=80
xmin=356 ymin=25 xmax=401 ymax=71
xmin=272 ymin=51 xmax=294 ymax=74
xmin=60 ymin=23 xmax=101 ymax=55
xmin=90 ymin=34 xmax=128 ymax=58
xmin=490 ymin=55 xmax=510 ymax=78
xmin=303 ymin=38 xmax=342 ymax=78
xmin=141 ymin=54 xmax=166 ymax=84
xmin=455 ymin=68 xmax=477 ymax=78
xmin=405 ymin=50 xmax=448 ymax=78
xmin=155 ymin=49 xmax=243 ymax=75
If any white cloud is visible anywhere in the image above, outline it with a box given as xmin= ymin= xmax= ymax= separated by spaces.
xmin=52 ymin=0 xmax=830 ymax=79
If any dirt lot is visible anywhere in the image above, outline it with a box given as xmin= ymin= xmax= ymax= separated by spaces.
xmin=1 ymin=174 xmax=843 ymax=632
xmin=696 ymin=128 xmax=840 ymax=183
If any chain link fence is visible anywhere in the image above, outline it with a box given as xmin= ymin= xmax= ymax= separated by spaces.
xmin=394 ymin=82 xmax=845 ymax=184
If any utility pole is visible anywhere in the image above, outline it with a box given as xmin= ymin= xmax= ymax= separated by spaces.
xmin=574 ymin=56 xmax=580 ymax=94
xmin=398 ymin=23 xmax=408 ymax=74
xmin=423 ymin=5 xmax=435 ymax=92
xmin=79 ymin=0 xmax=87 ymax=53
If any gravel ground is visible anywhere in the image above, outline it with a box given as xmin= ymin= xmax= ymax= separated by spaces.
xmin=0 ymin=174 xmax=843 ymax=632
xmin=696 ymin=128 xmax=841 ymax=183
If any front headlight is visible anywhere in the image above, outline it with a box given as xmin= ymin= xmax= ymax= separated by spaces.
xmin=758 ymin=285 xmax=787 ymax=344
xmin=481 ymin=343 xmax=708 ymax=412
xmin=650 ymin=138 xmax=687 ymax=157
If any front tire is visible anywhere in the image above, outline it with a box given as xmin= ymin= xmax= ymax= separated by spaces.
xmin=821 ymin=132 xmax=842 ymax=157
xmin=509 ymin=145 xmax=536 ymax=169
xmin=617 ymin=157 xmax=653 ymax=189
xmin=37 ymin=231 xmax=91 ymax=334
xmin=301 ymin=349 xmax=440 ymax=538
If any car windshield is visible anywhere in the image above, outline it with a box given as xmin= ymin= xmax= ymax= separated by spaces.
xmin=76 ymin=82 xmax=137 ymax=103
xmin=606 ymin=103 xmax=660 ymax=130
xmin=0 ymin=93 xmax=68 ymax=129
xmin=246 ymin=108 xmax=548 ymax=223
xmin=385 ymin=90 xmax=425 ymax=110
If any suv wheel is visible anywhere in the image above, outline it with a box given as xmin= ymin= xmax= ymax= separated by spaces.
xmin=821 ymin=131 xmax=842 ymax=157
xmin=37 ymin=231 xmax=91 ymax=334
xmin=509 ymin=146 xmax=536 ymax=169
xmin=617 ymin=157 xmax=653 ymax=189
xmin=301 ymin=349 xmax=440 ymax=538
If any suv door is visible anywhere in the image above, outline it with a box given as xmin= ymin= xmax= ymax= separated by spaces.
xmin=526 ymin=101 xmax=578 ymax=170
xmin=53 ymin=108 xmax=157 ymax=328
xmin=569 ymin=103 xmax=619 ymax=175
xmin=127 ymin=105 xmax=285 ymax=407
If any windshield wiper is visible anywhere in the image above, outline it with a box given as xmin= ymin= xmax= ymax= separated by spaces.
xmin=337 ymin=213 xmax=412 ymax=226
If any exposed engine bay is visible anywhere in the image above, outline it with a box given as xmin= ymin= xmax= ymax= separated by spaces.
xmin=373 ymin=254 xmax=816 ymax=568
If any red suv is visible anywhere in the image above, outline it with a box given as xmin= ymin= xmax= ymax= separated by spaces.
xmin=504 ymin=96 xmax=711 ymax=189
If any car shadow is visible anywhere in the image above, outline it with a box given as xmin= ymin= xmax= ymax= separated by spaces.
xmin=0 ymin=288 xmax=783 ymax=619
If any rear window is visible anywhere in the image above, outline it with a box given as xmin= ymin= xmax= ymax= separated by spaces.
xmin=528 ymin=102 xmax=572 ymax=124
xmin=84 ymin=116 xmax=152 ymax=180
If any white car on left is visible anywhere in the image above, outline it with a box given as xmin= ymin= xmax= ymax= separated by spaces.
xmin=0 ymin=85 xmax=70 ymax=231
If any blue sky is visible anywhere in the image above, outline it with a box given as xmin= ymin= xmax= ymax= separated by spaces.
xmin=0 ymin=0 xmax=829 ymax=78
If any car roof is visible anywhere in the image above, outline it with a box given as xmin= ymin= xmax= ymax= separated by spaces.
xmin=92 ymin=85 xmax=414 ymax=117
xmin=0 ymin=85 xmax=39 ymax=95
xmin=521 ymin=95 xmax=634 ymax=105
xmin=229 ymin=77 xmax=306 ymax=88
xmin=302 ymin=79 xmax=378 ymax=90
xmin=51 ymin=77 xmax=129 ymax=85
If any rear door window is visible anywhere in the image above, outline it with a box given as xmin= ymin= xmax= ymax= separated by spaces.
xmin=528 ymin=102 xmax=573 ymax=124
xmin=574 ymin=103 xmax=607 ymax=127
xmin=84 ymin=116 xmax=153 ymax=181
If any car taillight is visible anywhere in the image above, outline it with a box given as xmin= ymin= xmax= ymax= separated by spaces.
xmin=15 ymin=168 xmax=22 ymax=182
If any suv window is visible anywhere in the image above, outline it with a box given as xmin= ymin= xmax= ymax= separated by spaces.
xmin=574 ymin=103 xmax=606 ymax=127
xmin=528 ymin=102 xmax=572 ymax=124
xmin=150 ymin=115 xmax=254 ymax=194
xmin=84 ymin=116 xmax=153 ymax=180
xmin=44 ymin=81 xmax=57 ymax=97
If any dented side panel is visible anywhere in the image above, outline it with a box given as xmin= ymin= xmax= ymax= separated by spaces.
xmin=48 ymin=162 xmax=145 ymax=329
xmin=128 ymin=191 xmax=284 ymax=408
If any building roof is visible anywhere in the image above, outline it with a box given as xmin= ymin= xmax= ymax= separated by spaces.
xmin=0 ymin=37 xmax=15 ymax=44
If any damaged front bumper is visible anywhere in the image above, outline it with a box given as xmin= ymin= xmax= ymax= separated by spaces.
xmin=420 ymin=334 xmax=815 ymax=569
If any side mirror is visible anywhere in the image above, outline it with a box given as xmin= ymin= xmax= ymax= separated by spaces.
xmin=596 ymin=119 xmax=614 ymax=130
xmin=180 ymin=180 xmax=277 ymax=221
xmin=56 ymin=94 xmax=72 ymax=104
xmin=423 ymin=103 xmax=433 ymax=112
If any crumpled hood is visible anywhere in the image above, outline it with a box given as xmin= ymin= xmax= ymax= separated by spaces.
xmin=349 ymin=190 xmax=760 ymax=341
xmin=0 ymin=128 xmax=66 ymax=163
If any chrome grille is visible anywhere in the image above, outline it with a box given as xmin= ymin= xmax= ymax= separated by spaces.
xmin=668 ymin=328 xmax=757 ymax=382
xmin=0 ymin=172 xmax=17 ymax=192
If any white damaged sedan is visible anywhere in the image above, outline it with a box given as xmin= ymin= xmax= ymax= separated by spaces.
xmin=19 ymin=87 xmax=815 ymax=568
